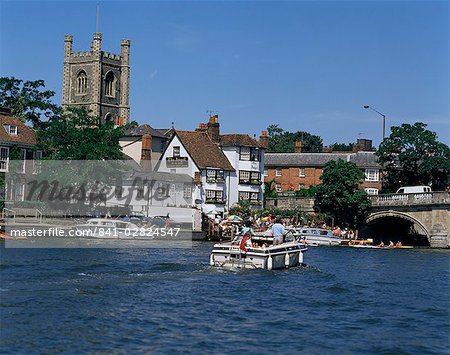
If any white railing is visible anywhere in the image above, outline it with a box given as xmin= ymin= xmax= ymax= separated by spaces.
xmin=370 ymin=191 xmax=450 ymax=206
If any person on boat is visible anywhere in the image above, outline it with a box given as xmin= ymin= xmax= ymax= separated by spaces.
xmin=271 ymin=217 xmax=285 ymax=245
xmin=378 ymin=241 xmax=384 ymax=248
xmin=388 ymin=240 xmax=394 ymax=248
xmin=165 ymin=213 xmax=171 ymax=228
xmin=395 ymin=241 xmax=402 ymax=247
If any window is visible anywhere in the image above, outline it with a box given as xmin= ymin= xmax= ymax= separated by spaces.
xmin=264 ymin=169 xmax=268 ymax=177
xmin=104 ymin=71 xmax=115 ymax=97
xmin=298 ymin=183 xmax=305 ymax=190
xmin=17 ymin=149 xmax=26 ymax=173
xmin=136 ymin=183 xmax=144 ymax=199
xmin=276 ymin=168 xmax=282 ymax=177
xmin=239 ymin=170 xmax=261 ymax=185
xmin=183 ymin=184 xmax=192 ymax=198
xmin=173 ymin=146 xmax=180 ymax=158
xmin=239 ymin=147 xmax=260 ymax=161
xmin=206 ymin=169 xmax=225 ymax=183
xmin=365 ymin=188 xmax=379 ymax=195
xmin=238 ymin=191 xmax=260 ymax=204
xmin=365 ymin=169 xmax=379 ymax=182
xmin=33 ymin=151 xmax=42 ymax=175
xmin=275 ymin=183 xmax=282 ymax=192
xmin=205 ymin=190 xmax=224 ymax=204
xmin=299 ymin=168 xmax=305 ymax=177
xmin=77 ymin=71 xmax=87 ymax=94
xmin=9 ymin=125 xmax=17 ymax=135
xmin=104 ymin=113 xmax=112 ymax=122
xmin=0 ymin=147 xmax=9 ymax=172
xmin=14 ymin=182 xmax=25 ymax=201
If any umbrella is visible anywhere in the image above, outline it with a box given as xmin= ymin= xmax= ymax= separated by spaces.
xmin=227 ymin=215 xmax=243 ymax=222
xmin=261 ymin=216 xmax=272 ymax=222
xmin=207 ymin=210 xmax=220 ymax=216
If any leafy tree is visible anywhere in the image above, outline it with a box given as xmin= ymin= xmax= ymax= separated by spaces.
xmin=314 ymin=159 xmax=371 ymax=230
xmin=295 ymin=185 xmax=318 ymax=197
xmin=375 ymin=122 xmax=450 ymax=192
xmin=0 ymin=76 xmax=58 ymax=128
xmin=38 ymin=106 xmax=124 ymax=160
xmin=330 ymin=142 xmax=353 ymax=151
xmin=267 ymin=124 xmax=323 ymax=153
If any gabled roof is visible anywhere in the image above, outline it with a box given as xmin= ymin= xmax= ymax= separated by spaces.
xmin=0 ymin=113 xmax=36 ymax=146
xmin=175 ymin=130 xmax=235 ymax=171
xmin=122 ymin=124 xmax=167 ymax=138
xmin=220 ymin=134 xmax=262 ymax=148
xmin=265 ymin=151 xmax=381 ymax=168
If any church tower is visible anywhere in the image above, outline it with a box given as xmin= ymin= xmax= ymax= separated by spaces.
xmin=62 ymin=33 xmax=130 ymax=124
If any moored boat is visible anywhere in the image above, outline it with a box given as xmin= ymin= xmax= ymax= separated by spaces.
xmin=74 ymin=218 xmax=141 ymax=239
xmin=293 ymin=227 xmax=341 ymax=246
xmin=210 ymin=231 xmax=307 ymax=270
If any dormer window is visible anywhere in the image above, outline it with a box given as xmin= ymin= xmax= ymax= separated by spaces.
xmin=3 ymin=125 xmax=17 ymax=136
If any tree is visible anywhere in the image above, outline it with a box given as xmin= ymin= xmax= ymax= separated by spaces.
xmin=330 ymin=142 xmax=353 ymax=151
xmin=314 ymin=159 xmax=371 ymax=229
xmin=0 ymin=77 xmax=58 ymax=128
xmin=267 ymin=124 xmax=323 ymax=153
xmin=38 ymin=106 xmax=124 ymax=160
xmin=375 ymin=122 xmax=450 ymax=192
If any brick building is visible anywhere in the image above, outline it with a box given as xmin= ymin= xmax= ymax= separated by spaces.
xmin=265 ymin=141 xmax=382 ymax=195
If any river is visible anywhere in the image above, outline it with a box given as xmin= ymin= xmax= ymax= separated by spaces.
xmin=1 ymin=242 xmax=449 ymax=354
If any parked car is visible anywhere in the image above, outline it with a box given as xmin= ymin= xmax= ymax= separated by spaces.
xmin=396 ymin=186 xmax=431 ymax=194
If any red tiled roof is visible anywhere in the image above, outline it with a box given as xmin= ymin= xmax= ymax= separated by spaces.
xmin=176 ymin=130 xmax=235 ymax=171
xmin=220 ymin=134 xmax=261 ymax=148
xmin=0 ymin=113 xmax=36 ymax=145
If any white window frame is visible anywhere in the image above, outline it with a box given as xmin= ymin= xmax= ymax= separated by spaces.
xmin=9 ymin=125 xmax=17 ymax=135
xmin=33 ymin=150 xmax=42 ymax=175
xmin=275 ymin=183 xmax=282 ymax=192
xmin=299 ymin=168 xmax=305 ymax=177
xmin=0 ymin=147 xmax=9 ymax=172
xmin=365 ymin=188 xmax=379 ymax=195
xmin=17 ymin=149 xmax=26 ymax=173
xmin=276 ymin=168 xmax=282 ymax=177
xmin=298 ymin=183 xmax=305 ymax=190
xmin=183 ymin=184 xmax=192 ymax=198
xmin=238 ymin=191 xmax=250 ymax=201
xmin=365 ymin=169 xmax=379 ymax=182
xmin=263 ymin=169 xmax=268 ymax=177
xmin=173 ymin=146 xmax=180 ymax=158
xmin=14 ymin=182 xmax=25 ymax=201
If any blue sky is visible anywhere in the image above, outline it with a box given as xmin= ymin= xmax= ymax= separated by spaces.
xmin=1 ymin=0 xmax=448 ymax=146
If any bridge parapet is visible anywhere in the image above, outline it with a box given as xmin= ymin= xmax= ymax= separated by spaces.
xmin=370 ymin=191 xmax=450 ymax=207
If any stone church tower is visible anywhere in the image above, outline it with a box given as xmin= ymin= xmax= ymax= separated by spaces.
xmin=62 ymin=33 xmax=130 ymax=124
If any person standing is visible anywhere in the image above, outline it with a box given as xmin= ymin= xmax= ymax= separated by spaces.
xmin=271 ymin=217 xmax=285 ymax=245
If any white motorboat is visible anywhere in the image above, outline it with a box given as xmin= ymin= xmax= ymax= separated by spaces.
xmin=74 ymin=218 xmax=140 ymax=239
xmin=293 ymin=227 xmax=342 ymax=246
xmin=210 ymin=231 xmax=307 ymax=270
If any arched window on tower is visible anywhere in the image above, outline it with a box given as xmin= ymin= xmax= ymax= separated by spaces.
xmin=77 ymin=71 xmax=87 ymax=94
xmin=105 ymin=71 xmax=115 ymax=97
xmin=104 ymin=113 xmax=112 ymax=122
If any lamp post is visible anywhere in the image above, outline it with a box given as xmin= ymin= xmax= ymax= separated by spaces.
xmin=363 ymin=105 xmax=386 ymax=142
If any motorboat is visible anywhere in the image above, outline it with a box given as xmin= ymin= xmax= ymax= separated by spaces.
xmin=210 ymin=231 xmax=307 ymax=270
xmin=74 ymin=218 xmax=141 ymax=239
xmin=293 ymin=227 xmax=342 ymax=246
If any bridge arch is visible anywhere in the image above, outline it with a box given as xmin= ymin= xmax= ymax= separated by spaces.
xmin=364 ymin=210 xmax=430 ymax=246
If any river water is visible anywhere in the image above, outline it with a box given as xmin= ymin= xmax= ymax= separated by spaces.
xmin=1 ymin=242 xmax=449 ymax=354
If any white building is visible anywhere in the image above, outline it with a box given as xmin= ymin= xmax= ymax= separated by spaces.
xmin=156 ymin=115 xmax=267 ymax=215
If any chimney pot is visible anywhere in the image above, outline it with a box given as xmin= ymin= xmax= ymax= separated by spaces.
xmin=295 ymin=141 xmax=302 ymax=153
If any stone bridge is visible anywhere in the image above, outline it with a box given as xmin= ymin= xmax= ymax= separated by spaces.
xmin=366 ymin=191 xmax=450 ymax=248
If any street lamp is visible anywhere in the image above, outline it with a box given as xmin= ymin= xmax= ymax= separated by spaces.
xmin=363 ymin=105 xmax=386 ymax=141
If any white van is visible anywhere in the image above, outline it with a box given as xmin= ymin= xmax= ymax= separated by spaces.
xmin=396 ymin=186 xmax=432 ymax=194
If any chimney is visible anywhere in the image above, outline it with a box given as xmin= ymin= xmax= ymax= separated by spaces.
xmin=207 ymin=114 xmax=220 ymax=143
xmin=196 ymin=123 xmax=207 ymax=132
xmin=140 ymin=134 xmax=153 ymax=171
xmin=294 ymin=141 xmax=302 ymax=153
xmin=259 ymin=130 xmax=269 ymax=149
xmin=352 ymin=139 xmax=373 ymax=152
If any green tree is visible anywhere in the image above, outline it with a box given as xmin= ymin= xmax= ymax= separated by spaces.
xmin=330 ymin=142 xmax=353 ymax=151
xmin=0 ymin=77 xmax=58 ymax=128
xmin=38 ymin=106 xmax=124 ymax=160
xmin=375 ymin=122 xmax=450 ymax=192
xmin=314 ymin=159 xmax=371 ymax=229
xmin=267 ymin=124 xmax=323 ymax=153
